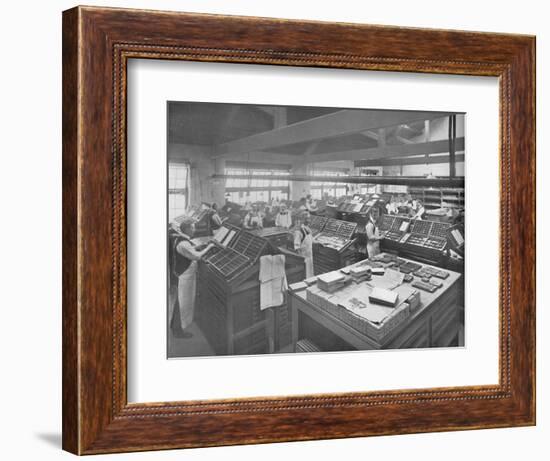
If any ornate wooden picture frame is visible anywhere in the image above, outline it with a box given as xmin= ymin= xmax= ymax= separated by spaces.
xmin=62 ymin=6 xmax=535 ymax=455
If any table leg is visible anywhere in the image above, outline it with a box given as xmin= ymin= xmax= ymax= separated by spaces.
xmin=291 ymin=298 xmax=299 ymax=353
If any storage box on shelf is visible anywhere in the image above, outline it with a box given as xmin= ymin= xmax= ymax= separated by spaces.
xmin=441 ymin=187 xmax=465 ymax=209
xmin=423 ymin=189 xmax=443 ymax=210
xmin=409 ymin=187 xmax=465 ymax=211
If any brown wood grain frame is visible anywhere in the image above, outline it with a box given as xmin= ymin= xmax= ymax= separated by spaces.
xmin=62 ymin=5 xmax=536 ymax=455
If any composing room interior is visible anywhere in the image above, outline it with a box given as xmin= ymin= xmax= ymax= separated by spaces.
xmin=167 ymin=102 xmax=465 ymax=358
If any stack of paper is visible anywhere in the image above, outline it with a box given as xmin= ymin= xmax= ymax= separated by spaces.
xmin=370 ymin=268 xmax=404 ymax=290
xmin=289 ymin=281 xmax=308 ymax=292
xmin=369 ymin=287 xmax=399 ymax=307
xmin=317 ymin=271 xmax=346 ymax=293
xmin=350 ymin=265 xmax=371 ymax=283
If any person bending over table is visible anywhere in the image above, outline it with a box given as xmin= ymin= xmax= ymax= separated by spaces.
xmin=169 ymin=217 xmax=214 ymax=339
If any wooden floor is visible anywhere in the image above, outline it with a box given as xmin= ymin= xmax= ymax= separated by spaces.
xmin=167 ymin=322 xmax=215 ymax=358
xmin=167 ymin=286 xmax=215 ymax=358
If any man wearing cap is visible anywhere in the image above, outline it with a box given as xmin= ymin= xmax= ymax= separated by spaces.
xmin=169 ymin=217 xmax=214 ymax=338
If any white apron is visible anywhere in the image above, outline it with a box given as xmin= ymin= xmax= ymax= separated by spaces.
xmin=298 ymin=231 xmax=314 ymax=278
xmin=177 ymin=260 xmax=198 ymax=330
xmin=366 ymin=221 xmax=381 ymax=259
xmin=366 ymin=240 xmax=380 ymax=259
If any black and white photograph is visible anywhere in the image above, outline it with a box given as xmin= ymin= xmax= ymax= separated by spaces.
xmin=167 ymin=102 xmax=465 ymax=358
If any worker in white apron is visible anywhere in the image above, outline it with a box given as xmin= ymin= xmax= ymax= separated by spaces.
xmin=244 ymin=204 xmax=264 ymax=229
xmin=365 ymin=207 xmax=384 ymax=259
xmin=294 ymin=211 xmax=314 ymax=278
xmin=170 ymin=217 xmax=214 ymax=338
xmin=275 ymin=203 xmax=292 ymax=229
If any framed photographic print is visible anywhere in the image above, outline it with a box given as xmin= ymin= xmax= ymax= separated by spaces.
xmin=62 ymin=5 xmax=535 ymax=455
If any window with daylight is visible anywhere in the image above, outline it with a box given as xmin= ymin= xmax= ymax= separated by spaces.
xmin=360 ymin=185 xmax=378 ymax=195
xmin=225 ymin=165 xmax=290 ymax=204
xmin=168 ymin=162 xmax=190 ymax=221
xmin=310 ymin=169 xmax=349 ymax=199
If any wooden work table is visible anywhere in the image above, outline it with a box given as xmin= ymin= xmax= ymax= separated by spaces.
xmin=289 ymin=254 xmax=462 ymax=351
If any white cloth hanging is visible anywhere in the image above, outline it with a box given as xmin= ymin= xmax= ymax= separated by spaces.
xmin=259 ymin=254 xmax=288 ymax=310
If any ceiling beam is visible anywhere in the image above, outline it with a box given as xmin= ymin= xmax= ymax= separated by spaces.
xmin=254 ymin=106 xmax=275 ymax=117
xmin=211 ymin=173 xmax=464 ymax=188
xmin=293 ymin=137 xmax=465 ymax=166
xmin=359 ymin=130 xmax=378 ymax=140
xmin=378 ymin=127 xmax=387 ymax=147
xmin=356 ymin=153 xmax=465 ymax=167
xmin=254 ymin=106 xmax=288 ymax=129
xmin=395 ymin=135 xmax=414 ymax=144
xmin=219 ymin=106 xmax=241 ymax=132
xmin=272 ymin=107 xmax=287 ymax=129
xmin=212 ymin=137 xmax=464 ymax=167
xmin=215 ymin=150 xmax=299 ymax=164
xmin=213 ymin=109 xmax=453 ymax=158
xmin=424 ymin=120 xmax=431 ymax=142
xmin=302 ymin=140 xmax=320 ymax=166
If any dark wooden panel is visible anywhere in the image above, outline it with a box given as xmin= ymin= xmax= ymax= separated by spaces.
xmin=79 ymin=6 xmax=529 ymax=64
xmin=507 ymin=34 xmax=536 ymax=420
xmin=61 ymin=7 xmax=79 ymax=455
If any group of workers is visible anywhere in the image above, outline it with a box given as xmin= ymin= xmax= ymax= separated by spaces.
xmin=168 ymin=191 xmax=461 ymax=339
xmin=219 ymin=193 xmax=316 ymax=231
xmin=384 ymin=194 xmax=426 ymax=220
xmin=168 ymin=205 xmax=315 ymax=339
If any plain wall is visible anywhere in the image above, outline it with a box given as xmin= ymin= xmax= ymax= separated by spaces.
xmin=0 ymin=1 xmax=546 ymax=461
